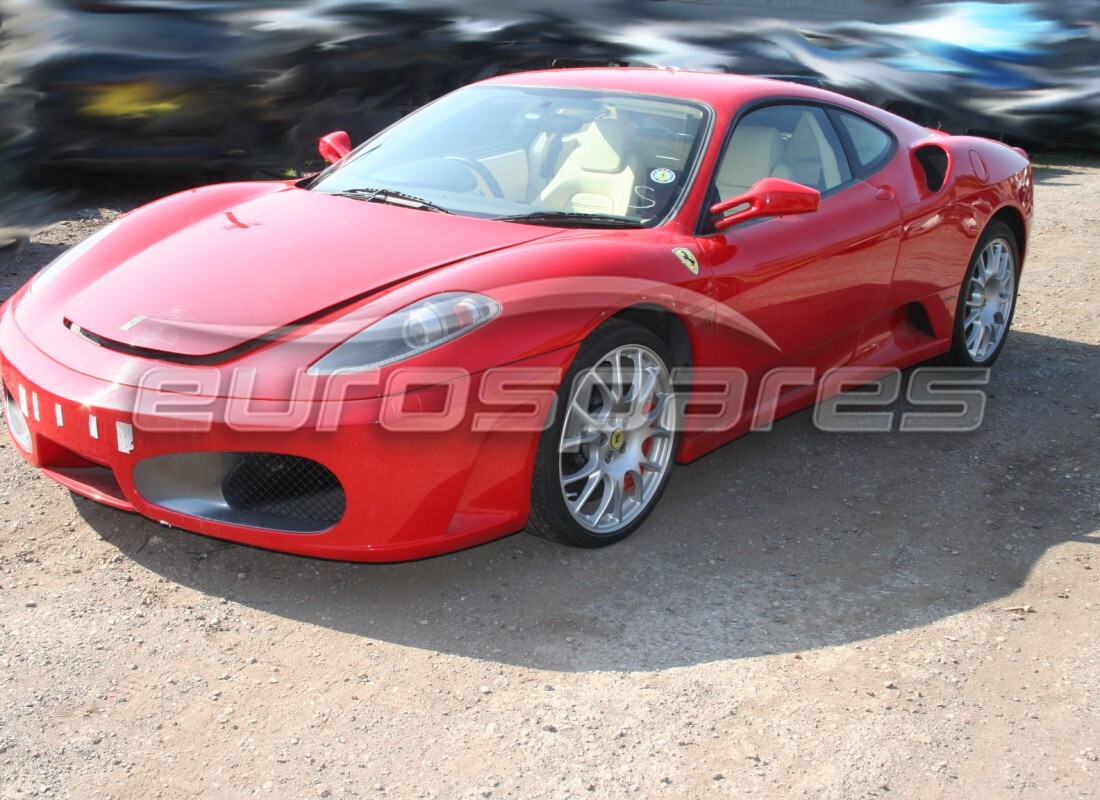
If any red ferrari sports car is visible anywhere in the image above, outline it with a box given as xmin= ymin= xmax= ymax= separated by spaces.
xmin=1 ymin=68 xmax=1031 ymax=561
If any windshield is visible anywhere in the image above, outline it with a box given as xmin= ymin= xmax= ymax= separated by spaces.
xmin=310 ymin=84 xmax=709 ymax=227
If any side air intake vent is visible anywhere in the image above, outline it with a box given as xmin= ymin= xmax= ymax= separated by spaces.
xmin=914 ymin=144 xmax=949 ymax=193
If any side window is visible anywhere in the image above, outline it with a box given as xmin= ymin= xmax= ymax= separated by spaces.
xmin=714 ymin=104 xmax=852 ymax=202
xmin=835 ymin=112 xmax=894 ymax=174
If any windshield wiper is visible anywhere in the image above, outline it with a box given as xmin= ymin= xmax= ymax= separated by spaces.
xmin=495 ymin=211 xmax=644 ymax=229
xmin=334 ymin=187 xmax=451 ymax=214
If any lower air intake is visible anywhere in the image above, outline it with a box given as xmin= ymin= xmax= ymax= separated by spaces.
xmin=222 ymin=453 xmax=345 ymax=524
xmin=133 ymin=451 xmax=346 ymax=533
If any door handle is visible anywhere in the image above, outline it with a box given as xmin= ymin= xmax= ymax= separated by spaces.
xmin=875 ymin=187 xmax=896 ymax=201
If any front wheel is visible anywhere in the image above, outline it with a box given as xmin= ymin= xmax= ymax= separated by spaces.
xmin=528 ymin=320 xmax=679 ymax=548
xmin=942 ymin=220 xmax=1020 ymax=366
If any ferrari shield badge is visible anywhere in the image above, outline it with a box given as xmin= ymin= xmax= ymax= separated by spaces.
xmin=610 ymin=428 xmax=626 ymax=450
xmin=672 ymin=247 xmax=700 ymax=275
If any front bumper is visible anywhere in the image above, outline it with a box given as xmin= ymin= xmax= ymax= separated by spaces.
xmin=0 ymin=308 xmax=571 ymax=561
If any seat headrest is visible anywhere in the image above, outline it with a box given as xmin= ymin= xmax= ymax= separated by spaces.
xmin=787 ymin=115 xmax=820 ymax=161
xmin=574 ymin=111 xmax=632 ymax=174
xmin=717 ymin=125 xmax=783 ymax=191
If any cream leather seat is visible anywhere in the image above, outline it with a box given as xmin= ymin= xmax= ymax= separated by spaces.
xmin=537 ymin=111 xmax=640 ymax=216
xmin=782 ymin=114 xmax=843 ymax=191
xmin=714 ymin=125 xmax=791 ymax=201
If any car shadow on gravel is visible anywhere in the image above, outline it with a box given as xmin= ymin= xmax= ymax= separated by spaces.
xmin=1031 ymin=157 xmax=1100 ymax=186
xmin=1031 ymin=164 xmax=1083 ymax=185
xmin=77 ymin=330 xmax=1099 ymax=673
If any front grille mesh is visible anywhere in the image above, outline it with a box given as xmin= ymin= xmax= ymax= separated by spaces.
xmin=222 ymin=454 xmax=345 ymax=525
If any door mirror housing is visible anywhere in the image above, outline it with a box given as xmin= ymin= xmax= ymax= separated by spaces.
xmin=710 ymin=178 xmax=820 ymax=231
xmin=318 ymin=131 xmax=352 ymax=165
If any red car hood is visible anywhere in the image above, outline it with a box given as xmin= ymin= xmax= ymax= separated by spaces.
xmin=61 ymin=187 xmax=552 ymax=358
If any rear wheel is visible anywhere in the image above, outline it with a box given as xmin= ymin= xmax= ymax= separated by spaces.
xmin=528 ymin=320 xmax=679 ymax=548
xmin=942 ymin=220 xmax=1020 ymax=367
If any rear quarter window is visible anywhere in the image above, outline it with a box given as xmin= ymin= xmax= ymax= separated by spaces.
xmin=836 ymin=112 xmax=894 ymax=175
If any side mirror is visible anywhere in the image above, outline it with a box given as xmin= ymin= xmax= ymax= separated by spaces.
xmin=710 ymin=177 xmax=820 ymax=231
xmin=318 ymin=131 xmax=352 ymax=165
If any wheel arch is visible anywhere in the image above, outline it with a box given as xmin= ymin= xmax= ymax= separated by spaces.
xmin=610 ymin=303 xmax=694 ymax=370
xmin=990 ymin=205 xmax=1027 ymax=266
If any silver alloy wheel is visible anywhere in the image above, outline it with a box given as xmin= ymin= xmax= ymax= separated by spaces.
xmin=558 ymin=344 xmax=676 ymax=534
xmin=963 ymin=237 xmax=1016 ymax=362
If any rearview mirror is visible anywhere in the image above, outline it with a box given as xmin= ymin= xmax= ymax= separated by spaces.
xmin=318 ymin=131 xmax=352 ymax=165
xmin=710 ymin=177 xmax=820 ymax=231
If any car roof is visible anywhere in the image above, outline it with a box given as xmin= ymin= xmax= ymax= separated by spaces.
xmin=480 ymin=67 xmax=918 ymax=135
xmin=482 ymin=67 xmax=833 ymax=108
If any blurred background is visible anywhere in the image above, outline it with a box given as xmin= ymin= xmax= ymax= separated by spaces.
xmin=1 ymin=0 xmax=1098 ymax=241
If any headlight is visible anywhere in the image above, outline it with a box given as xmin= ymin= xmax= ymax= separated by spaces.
xmin=308 ymin=292 xmax=501 ymax=375
xmin=31 ymin=220 xmax=119 ymax=294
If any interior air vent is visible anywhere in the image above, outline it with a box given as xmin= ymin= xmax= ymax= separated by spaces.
xmin=914 ymin=144 xmax=949 ymax=193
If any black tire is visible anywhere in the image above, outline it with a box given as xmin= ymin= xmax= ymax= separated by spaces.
xmin=527 ymin=319 xmax=680 ymax=548
xmin=940 ymin=219 xmax=1020 ymax=367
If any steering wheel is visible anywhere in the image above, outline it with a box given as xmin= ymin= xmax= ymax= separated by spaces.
xmin=445 ymin=156 xmax=506 ymax=199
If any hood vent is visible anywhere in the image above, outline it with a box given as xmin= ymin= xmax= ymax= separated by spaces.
xmin=67 ymin=318 xmax=266 ymax=365
xmin=914 ymin=144 xmax=949 ymax=193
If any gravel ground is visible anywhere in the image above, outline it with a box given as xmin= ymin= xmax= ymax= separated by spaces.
xmin=0 ymin=160 xmax=1097 ymax=800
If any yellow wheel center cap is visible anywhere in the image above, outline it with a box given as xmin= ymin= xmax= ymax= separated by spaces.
xmin=610 ymin=428 xmax=626 ymax=450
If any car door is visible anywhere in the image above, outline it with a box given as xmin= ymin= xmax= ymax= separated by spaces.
xmin=698 ymin=103 xmax=902 ymax=386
